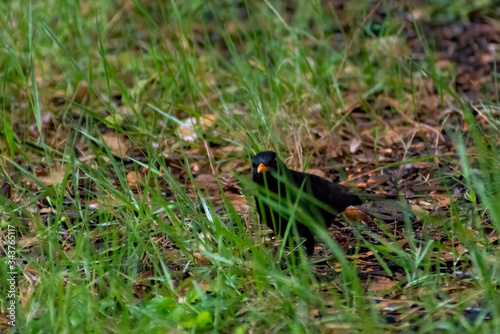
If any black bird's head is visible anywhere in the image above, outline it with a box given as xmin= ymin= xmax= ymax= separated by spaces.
xmin=251 ymin=151 xmax=280 ymax=184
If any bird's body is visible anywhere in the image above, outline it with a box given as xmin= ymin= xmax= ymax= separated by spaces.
xmin=251 ymin=151 xmax=362 ymax=255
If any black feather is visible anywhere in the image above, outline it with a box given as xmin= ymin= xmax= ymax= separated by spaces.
xmin=251 ymin=151 xmax=362 ymax=255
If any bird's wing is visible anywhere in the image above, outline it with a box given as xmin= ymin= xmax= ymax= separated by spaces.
xmin=289 ymin=170 xmax=362 ymax=213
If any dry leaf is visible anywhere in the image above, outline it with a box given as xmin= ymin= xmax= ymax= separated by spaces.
xmin=430 ymin=193 xmax=451 ymax=207
xmin=75 ymin=80 xmax=89 ymax=104
xmin=410 ymin=204 xmax=428 ymax=218
xmin=17 ymin=236 xmax=39 ymax=249
xmin=349 ymin=138 xmax=361 ymax=153
xmin=344 ymin=206 xmax=371 ymax=222
xmin=382 ymin=129 xmax=403 ymax=146
xmin=369 ymin=277 xmax=399 ymax=292
xmin=194 ymin=173 xmax=218 ymax=190
xmin=225 ymin=192 xmax=247 ymax=211
xmin=38 ymin=168 xmax=69 ymax=186
xmin=102 ymin=132 xmax=130 ymax=158
xmin=439 ymin=244 xmax=468 ymax=261
xmin=178 ymin=114 xmax=216 ymax=141
xmin=127 ymin=171 xmax=141 ymax=188
xmin=193 ymin=252 xmax=211 ymax=265
xmin=212 ymin=145 xmax=244 ymax=156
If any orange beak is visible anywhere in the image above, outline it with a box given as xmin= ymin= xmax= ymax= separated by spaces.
xmin=257 ymin=163 xmax=268 ymax=173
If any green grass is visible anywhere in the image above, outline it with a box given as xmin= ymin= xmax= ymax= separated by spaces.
xmin=1 ymin=0 xmax=500 ymax=332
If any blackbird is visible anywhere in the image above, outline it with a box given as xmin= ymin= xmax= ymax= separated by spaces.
xmin=251 ymin=151 xmax=363 ymax=256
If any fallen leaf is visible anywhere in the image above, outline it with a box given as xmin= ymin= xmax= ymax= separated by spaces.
xmin=430 ymin=193 xmax=451 ymax=207
xmin=178 ymin=114 xmax=216 ymax=142
xmin=349 ymin=138 xmax=361 ymax=153
xmin=74 ymin=80 xmax=89 ymax=104
xmin=344 ymin=206 xmax=371 ymax=222
xmin=376 ymin=299 xmax=417 ymax=311
xmin=38 ymin=168 xmax=69 ymax=186
xmin=193 ymin=252 xmax=211 ymax=265
xmin=195 ymin=173 xmax=218 ymax=188
xmin=225 ymin=192 xmax=247 ymax=211
xmin=102 ymin=132 xmax=130 ymax=158
xmin=369 ymin=276 xmax=399 ymax=292
xmin=211 ymin=145 xmax=245 ymax=157
xmin=127 ymin=171 xmax=140 ymax=188
xmin=382 ymin=129 xmax=403 ymax=146
xmin=410 ymin=204 xmax=428 ymax=218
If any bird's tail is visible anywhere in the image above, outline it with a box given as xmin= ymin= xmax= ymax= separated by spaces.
xmin=355 ymin=199 xmax=415 ymax=222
